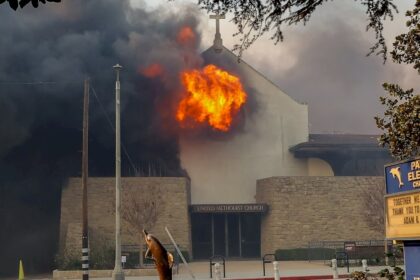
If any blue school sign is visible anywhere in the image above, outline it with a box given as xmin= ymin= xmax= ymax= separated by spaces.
xmin=385 ymin=158 xmax=420 ymax=194
xmin=385 ymin=157 xmax=420 ymax=280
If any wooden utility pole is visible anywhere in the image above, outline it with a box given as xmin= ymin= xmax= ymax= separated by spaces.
xmin=82 ymin=78 xmax=90 ymax=280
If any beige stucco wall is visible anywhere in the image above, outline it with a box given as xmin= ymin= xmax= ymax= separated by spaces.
xmin=308 ymin=158 xmax=334 ymax=176
xmin=181 ymin=47 xmax=309 ymax=204
xmin=256 ymin=176 xmax=385 ymax=255
xmin=59 ymin=177 xmax=191 ymax=258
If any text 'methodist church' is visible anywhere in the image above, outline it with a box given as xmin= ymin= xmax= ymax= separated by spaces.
xmin=59 ymin=22 xmax=392 ymax=261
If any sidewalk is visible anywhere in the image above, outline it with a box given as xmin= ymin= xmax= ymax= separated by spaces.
xmin=11 ymin=260 xmax=402 ymax=280
xmin=172 ymin=260 xmax=398 ymax=280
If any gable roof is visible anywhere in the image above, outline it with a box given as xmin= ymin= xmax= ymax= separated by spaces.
xmin=201 ymin=45 xmax=305 ymax=105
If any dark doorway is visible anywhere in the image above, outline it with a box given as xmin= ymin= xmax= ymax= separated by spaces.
xmin=241 ymin=213 xmax=261 ymax=257
xmin=191 ymin=212 xmax=261 ymax=259
xmin=213 ymin=214 xmax=226 ymax=256
xmin=191 ymin=213 xmax=212 ymax=259
xmin=227 ymin=214 xmax=240 ymax=257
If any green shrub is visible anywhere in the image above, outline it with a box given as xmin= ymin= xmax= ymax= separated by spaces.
xmin=350 ymin=271 xmax=369 ymax=280
xmin=56 ymin=243 xmax=189 ymax=270
xmin=55 ymin=246 xmax=115 ymax=271
xmin=55 ymin=234 xmax=115 ymax=270
xmin=55 ymin=253 xmax=82 ymax=270
xmin=275 ymin=248 xmax=336 ymax=261
xmin=379 ymin=267 xmax=405 ymax=280
xmin=90 ymin=245 xmax=115 ymax=269
xmin=123 ymin=252 xmax=139 ymax=269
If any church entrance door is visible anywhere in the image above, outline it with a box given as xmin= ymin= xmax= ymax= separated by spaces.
xmin=191 ymin=212 xmax=261 ymax=259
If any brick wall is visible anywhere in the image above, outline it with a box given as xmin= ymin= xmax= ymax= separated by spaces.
xmin=60 ymin=176 xmax=386 ymax=259
xmin=59 ymin=177 xmax=191 ymax=258
xmin=256 ymin=176 xmax=385 ymax=255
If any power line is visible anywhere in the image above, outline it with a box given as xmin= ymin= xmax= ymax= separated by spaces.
xmin=0 ymin=78 xmax=140 ymax=174
xmin=89 ymin=83 xmax=138 ymax=173
xmin=0 ymin=80 xmax=81 ymax=85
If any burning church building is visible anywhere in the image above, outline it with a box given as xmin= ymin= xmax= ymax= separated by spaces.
xmin=58 ymin=18 xmax=391 ymax=262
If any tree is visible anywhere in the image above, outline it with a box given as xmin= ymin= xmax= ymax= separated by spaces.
xmin=198 ymin=0 xmax=398 ymax=58
xmin=375 ymin=85 xmax=419 ymax=160
xmin=120 ymin=186 xmax=163 ymax=267
xmin=375 ymin=1 xmax=420 ymax=160
xmin=0 ymin=0 xmax=60 ymax=10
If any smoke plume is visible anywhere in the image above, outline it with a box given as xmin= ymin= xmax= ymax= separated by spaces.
xmin=218 ymin=1 xmax=419 ymax=134
xmin=0 ymin=0 xmax=202 ymax=274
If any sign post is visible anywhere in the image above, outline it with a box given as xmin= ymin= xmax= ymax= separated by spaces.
xmin=344 ymin=241 xmax=356 ymax=252
xmin=384 ymin=157 xmax=420 ymax=280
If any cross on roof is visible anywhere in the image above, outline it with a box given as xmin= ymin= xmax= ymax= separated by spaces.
xmin=210 ymin=13 xmax=225 ymax=52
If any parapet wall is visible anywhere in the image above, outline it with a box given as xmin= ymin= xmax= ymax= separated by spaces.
xmin=59 ymin=177 xmax=191 ymax=258
xmin=256 ymin=176 xmax=385 ymax=255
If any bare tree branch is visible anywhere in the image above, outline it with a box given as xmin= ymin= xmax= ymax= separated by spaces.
xmin=198 ymin=0 xmax=398 ymax=60
xmin=114 ymin=185 xmax=164 ymax=267
xmin=0 ymin=0 xmax=61 ymax=10
xmin=376 ymin=1 xmax=420 ymax=160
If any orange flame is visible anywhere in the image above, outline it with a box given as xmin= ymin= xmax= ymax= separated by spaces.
xmin=141 ymin=63 xmax=164 ymax=78
xmin=176 ymin=64 xmax=247 ymax=132
xmin=177 ymin=26 xmax=195 ymax=46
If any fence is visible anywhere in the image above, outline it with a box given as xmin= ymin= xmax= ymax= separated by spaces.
xmin=306 ymin=240 xmax=403 ymax=265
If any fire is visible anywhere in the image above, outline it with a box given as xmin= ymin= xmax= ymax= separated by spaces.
xmin=177 ymin=26 xmax=195 ymax=46
xmin=141 ymin=63 xmax=164 ymax=78
xmin=176 ymin=64 xmax=247 ymax=132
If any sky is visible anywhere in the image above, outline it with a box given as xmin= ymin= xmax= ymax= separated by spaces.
xmin=137 ymin=0 xmax=419 ymax=134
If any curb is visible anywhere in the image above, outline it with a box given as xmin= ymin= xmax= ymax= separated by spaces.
xmin=227 ymin=275 xmax=350 ymax=280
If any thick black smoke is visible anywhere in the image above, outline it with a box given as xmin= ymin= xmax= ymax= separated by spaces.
xmin=0 ymin=1 xmax=202 ymax=275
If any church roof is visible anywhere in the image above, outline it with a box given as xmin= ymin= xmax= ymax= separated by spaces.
xmin=202 ymin=15 xmax=305 ymax=105
xmin=290 ymin=134 xmax=390 ymax=158
xmin=201 ymin=45 xmax=305 ymax=105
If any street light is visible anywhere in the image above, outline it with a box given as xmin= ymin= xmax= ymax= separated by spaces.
xmin=112 ymin=64 xmax=124 ymax=280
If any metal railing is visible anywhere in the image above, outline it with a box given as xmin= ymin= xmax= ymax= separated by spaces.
xmin=209 ymin=255 xmax=226 ymax=278
xmin=335 ymin=251 xmax=349 ymax=272
xmin=262 ymin=254 xmax=276 ymax=276
xmin=307 ymin=239 xmax=402 ymax=265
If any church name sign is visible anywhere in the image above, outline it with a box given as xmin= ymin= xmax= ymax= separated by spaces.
xmin=385 ymin=157 xmax=420 ymax=239
xmin=190 ymin=204 xmax=268 ymax=213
